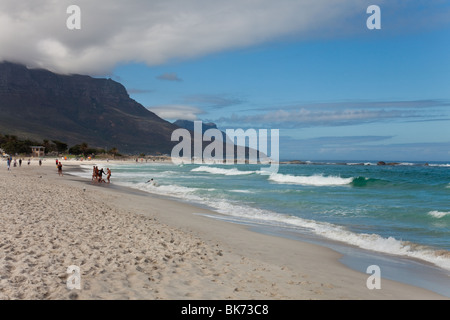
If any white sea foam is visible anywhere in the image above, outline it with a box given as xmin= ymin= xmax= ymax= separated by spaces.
xmin=347 ymin=162 xmax=376 ymax=166
xmin=268 ymin=173 xmax=353 ymax=186
xmin=192 ymin=166 xmax=257 ymax=176
xmin=315 ymin=227 xmax=450 ymax=271
xmin=428 ymin=211 xmax=450 ymax=219
xmin=197 ymin=199 xmax=450 ymax=271
xmin=429 ymin=164 xmax=450 ymax=167
xmin=346 ymin=162 xmax=376 ymax=166
xmin=229 ymin=189 xmax=254 ymax=194
xmin=128 ymin=181 xmax=199 ymax=197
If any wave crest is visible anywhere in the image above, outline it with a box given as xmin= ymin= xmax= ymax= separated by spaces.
xmin=428 ymin=211 xmax=450 ymax=219
xmin=192 ymin=166 xmax=257 ymax=175
xmin=269 ymin=173 xmax=353 ymax=186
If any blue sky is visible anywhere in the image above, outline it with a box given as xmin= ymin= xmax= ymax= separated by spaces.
xmin=1 ymin=0 xmax=449 ymax=161
xmin=109 ymin=7 xmax=450 ymax=161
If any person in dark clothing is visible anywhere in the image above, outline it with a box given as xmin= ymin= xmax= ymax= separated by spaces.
xmin=98 ymin=168 xmax=105 ymax=183
xmin=57 ymin=162 xmax=63 ymax=176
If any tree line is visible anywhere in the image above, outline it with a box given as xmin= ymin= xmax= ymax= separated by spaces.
xmin=0 ymin=134 xmax=120 ymax=158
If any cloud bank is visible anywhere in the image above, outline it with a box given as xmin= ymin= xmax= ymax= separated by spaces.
xmin=0 ymin=0 xmax=390 ymax=75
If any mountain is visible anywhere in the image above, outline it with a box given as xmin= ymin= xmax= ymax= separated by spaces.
xmin=0 ymin=62 xmax=178 ymax=154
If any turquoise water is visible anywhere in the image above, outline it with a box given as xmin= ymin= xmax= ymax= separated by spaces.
xmin=78 ymin=160 xmax=450 ymax=275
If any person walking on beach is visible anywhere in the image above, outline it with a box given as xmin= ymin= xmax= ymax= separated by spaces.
xmin=27 ymin=159 xmax=30 ymax=166
xmin=6 ymin=157 xmax=11 ymax=171
xmin=19 ymin=159 xmax=22 ymax=167
xmin=39 ymin=159 xmax=42 ymax=166
xmin=57 ymin=161 xmax=63 ymax=176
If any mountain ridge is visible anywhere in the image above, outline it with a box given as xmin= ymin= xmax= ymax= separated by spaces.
xmin=0 ymin=61 xmax=178 ymax=154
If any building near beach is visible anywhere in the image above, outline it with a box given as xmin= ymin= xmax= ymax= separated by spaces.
xmin=0 ymin=148 xmax=8 ymax=158
xmin=31 ymin=146 xmax=45 ymax=157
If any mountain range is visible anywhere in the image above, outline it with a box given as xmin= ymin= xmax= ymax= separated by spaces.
xmin=0 ymin=62 xmax=264 ymax=160
xmin=0 ymin=62 xmax=178 ymax=154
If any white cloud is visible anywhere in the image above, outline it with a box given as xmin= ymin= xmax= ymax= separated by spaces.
xmin=183 ymin=94 xmax=243 ymax=108
xmin=147 ymin=104 xmax=204 ymax=121
xmin=213 ymin=99 xmax=450 ymax=128
xmin=218 ymin=108 xmax=410 ymax=128
xmin=0 ymin=0 xmax=386 ymax=75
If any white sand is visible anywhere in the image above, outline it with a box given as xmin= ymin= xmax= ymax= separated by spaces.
xmin=0 ymin=159 xmax=447 ymax=300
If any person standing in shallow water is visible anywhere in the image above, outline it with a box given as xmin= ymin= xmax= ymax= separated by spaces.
xmin=106 ymin=168 xmax=111 ymax=183
xmin=57 ymin=161 xmax=63 ymax=176
xmin=97 ymin=168 xmax=106 ymax=183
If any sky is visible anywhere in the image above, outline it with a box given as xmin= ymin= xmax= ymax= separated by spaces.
xmin=1 ymin=0 xmax=449 ymax=161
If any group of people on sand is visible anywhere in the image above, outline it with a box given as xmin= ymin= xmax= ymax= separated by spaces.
xmin=92 ymin=166 xmax=111 ymax=183
xmin=5 ymin=157 xmax=40 ymax=171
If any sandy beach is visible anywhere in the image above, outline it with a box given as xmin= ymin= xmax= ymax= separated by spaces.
xmin=0 ymin=158 xmax=447 ymax=300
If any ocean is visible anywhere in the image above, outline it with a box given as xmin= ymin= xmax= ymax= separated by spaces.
xmin=75 ymin=160 xmax=450 ymax=296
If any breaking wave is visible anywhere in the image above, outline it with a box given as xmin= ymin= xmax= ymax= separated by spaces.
xmin=268 ymin=173 xmax=353 ymax=186
xmin=192 ymin=166 xmax=257 ymax=176
xmin=428 ymin=211 xmax=450 ymax=219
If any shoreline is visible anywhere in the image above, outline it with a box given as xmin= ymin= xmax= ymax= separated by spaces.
xmin=66 ymin=160 xmax=450 ymax=298
xmin=70 ymin=159 xmax=450 ymax=297
xmin=0 ymin=160 xmax=447 ymax=299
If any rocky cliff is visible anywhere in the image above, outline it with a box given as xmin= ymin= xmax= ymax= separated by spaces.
xmin=0 ymin=62 xmax=178 ymax=154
